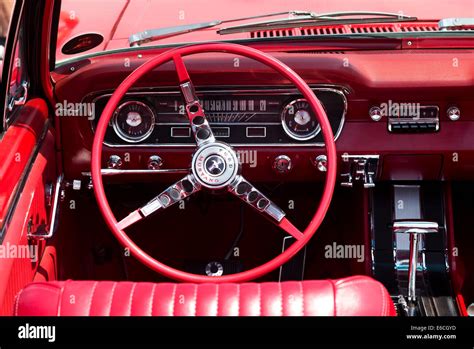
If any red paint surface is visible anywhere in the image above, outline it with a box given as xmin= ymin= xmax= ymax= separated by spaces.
xmin=55 ymin=0 xmax=474 ymax=61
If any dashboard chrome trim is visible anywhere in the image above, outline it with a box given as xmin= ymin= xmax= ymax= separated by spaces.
xmin=88 ymin=85 xmax=347 ymax=148
xmin=281 ymin=98 xmax=322 ymax=141
xmin=112 ymin=100 xmax=156 ymax=143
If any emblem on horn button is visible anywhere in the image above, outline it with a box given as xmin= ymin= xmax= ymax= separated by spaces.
xmin=191 ymin=142 xmax=239 ymax=189
xmin=204 ymin=155 xmax=226 ymax=176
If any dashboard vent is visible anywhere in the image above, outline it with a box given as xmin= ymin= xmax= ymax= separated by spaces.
xmin=249 ymin=22 xmax=440 ymax=38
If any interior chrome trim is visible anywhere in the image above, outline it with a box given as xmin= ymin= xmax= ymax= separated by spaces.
xmin=159 ymin=122 xmax=281 ymax=126
xmin=87 ymin=85 xmax=347 ymax=148
xmin=392 ymin=220 xmax=439 ymax=303
xmin=392 ymin=220 xmax=439 ymax=234
xmin=1 ymin=0 xmax=25 ymax=132
xmin=387 ymin=105 xmax=440 ymax=133
xmin=281 ymin=98 xmax=321 ymax=141
xmin=81 ymin=168 xmax=189 ymax=177
xmin=28 ymin=174 xmax=63 ymax=240
xmin=112 ymin=100 xmax=156 ymax=143
xmin=246 ymin=126 xmax=266 ymax=138
xmin=171 ymin=126 xmax=191 ymax=138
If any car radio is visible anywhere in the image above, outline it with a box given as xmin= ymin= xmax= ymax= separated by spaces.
xmin=386 ymin=105 xmax=440 ymax=133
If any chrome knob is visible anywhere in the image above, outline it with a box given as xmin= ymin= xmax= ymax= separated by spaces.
xmin=369 ymin=106 xmax=383 ymax=122
xmin=147 ymin=155 xmax=163 ymax=170
xmin=273 ymin=155 xmax=292 ymax=173
xmin=313 ymin=155 xmax=327 ymax=172
xmin=107 ymin=155 xmax=122 ymax=169
xmin=468 ymin=304 xmax=474 ymax=317
xmin=447 ymin=106 xmax=460 ymax=121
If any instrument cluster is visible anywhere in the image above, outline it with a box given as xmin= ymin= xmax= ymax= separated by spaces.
xmin=91 ymin=87 xmax=346 ymax=147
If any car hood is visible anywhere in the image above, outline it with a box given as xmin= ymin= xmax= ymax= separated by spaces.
xmin=56 ymin=0 xmax=474 ymax=62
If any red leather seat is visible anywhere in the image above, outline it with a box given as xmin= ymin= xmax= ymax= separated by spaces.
xmin=14 ymin=275 xmax=395 ymax=316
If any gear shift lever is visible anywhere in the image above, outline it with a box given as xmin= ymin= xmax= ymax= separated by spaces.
xmin=392 ymin=220 xmax=438 ymax=304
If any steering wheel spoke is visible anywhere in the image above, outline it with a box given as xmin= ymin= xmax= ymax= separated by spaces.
xmin=228 ymin=176 xmax=304 ymax=241
xmin=116 ymin=174 xmax=201 ymax=230
xmin=173 ymin=54 xmax=215 ymax=146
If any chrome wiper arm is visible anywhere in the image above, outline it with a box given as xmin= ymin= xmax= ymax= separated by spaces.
xmin=218 ymin=11 xmax=417 ymax=35
xmin=438 ymin=18 xmax=474 ymax=30
xmin=129 ymin=10 xmax=315 ymax=46
xmin=130 ymin=21 xmax=221 ymax=47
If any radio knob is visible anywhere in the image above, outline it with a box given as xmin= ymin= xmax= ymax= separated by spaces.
xmin=273 ymin=155 xmax=292 ymax=174
xmin=107 ymin=155 xmax=122 ymax=169
xmin=148 ymin=155 xmax=163 ymax=170
xmin=447 ymin=106 xmax=460 ymax=121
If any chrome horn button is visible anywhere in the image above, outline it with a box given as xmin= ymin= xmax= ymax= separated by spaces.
xmin=204 ymin=155 xmax=226 ymax=176
xmin=192 ymin=142 xmax=239 ymax=189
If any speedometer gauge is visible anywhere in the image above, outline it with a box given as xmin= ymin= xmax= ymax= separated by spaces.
xmin=281 ymin=99 xmax=321 ymax=141
xmin=112 ymin=101 xmax=155 ymax=143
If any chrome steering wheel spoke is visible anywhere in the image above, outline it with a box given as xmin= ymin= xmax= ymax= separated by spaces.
xmin=228 ymin=175 xmax=304 ymax=241
xmin=173 ymin=54 xmax=215 ymax=146
xmin=116 ymin=174 xmax=200 ymax=230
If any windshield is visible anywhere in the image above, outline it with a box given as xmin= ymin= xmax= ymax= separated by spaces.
xmin=56 ymin=0 xmax=473 ymax=63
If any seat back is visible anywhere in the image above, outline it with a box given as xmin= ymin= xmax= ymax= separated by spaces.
xmin=14 ymin=276 xmax=396 ymax=316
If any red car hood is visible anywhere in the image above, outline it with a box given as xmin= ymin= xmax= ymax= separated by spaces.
xmin=57 ymin=0 xmax=474 ymax=61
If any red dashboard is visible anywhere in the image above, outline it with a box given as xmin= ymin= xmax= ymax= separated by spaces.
xmin=53 ymin=46 xmax=474 ymax=182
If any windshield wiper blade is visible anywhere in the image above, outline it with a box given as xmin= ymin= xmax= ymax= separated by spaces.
xmin=218 ymin=11 xmax=418 ymax=35
xmin=129 ymin=10 xmax=315 ymax=46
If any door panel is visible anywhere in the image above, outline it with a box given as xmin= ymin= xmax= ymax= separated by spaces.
xmin=0 ymin=98 xmax=48 ymax=225
xmin=0 ymin=98 xmax=56 ymax=315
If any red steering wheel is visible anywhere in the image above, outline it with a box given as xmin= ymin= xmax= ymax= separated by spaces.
xmin=92 ymin=43 xmax=337 ymax=283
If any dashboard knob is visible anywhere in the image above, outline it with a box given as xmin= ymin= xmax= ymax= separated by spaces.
xmin=148 ymin=155 xmax=163 ymax=170
xmin=107 ymin=155 xmax=122 ymax=169
xmin=313 ymin=155 xmax=328 ymax=172
xmin=369 ymin=106 xmax=383 ymax=122
xmin=467 ymin=303 xmax=474 ymax=317
xmin=273 ymin=155 xmax=292 ymax=174
xmin=447 ymin=106 xmax=460 ymax=121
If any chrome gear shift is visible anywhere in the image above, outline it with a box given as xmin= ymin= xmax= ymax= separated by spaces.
xmin=392 ymin=220 xmax=438 ymax=303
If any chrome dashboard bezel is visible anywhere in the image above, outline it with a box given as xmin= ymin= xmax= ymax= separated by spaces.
xmin=112 ymin=100 xmax=156 ymax=143
xmin=87 ymin=85 xmax=348 ymax=147
xmin=280 ymin=98 xmax=322 ymax=141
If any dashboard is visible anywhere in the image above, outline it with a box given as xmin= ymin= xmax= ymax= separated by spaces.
xmin=89 ymin=87 xmax=346 ymax=147
xmin=53 ymin=48 xmax=474 ymax=181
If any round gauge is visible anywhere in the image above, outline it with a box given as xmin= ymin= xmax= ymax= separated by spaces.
xmin=281 ymin=99 xmax=321 ymax=141
xmin=112 ymin=101 xmax=155 ymax=143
